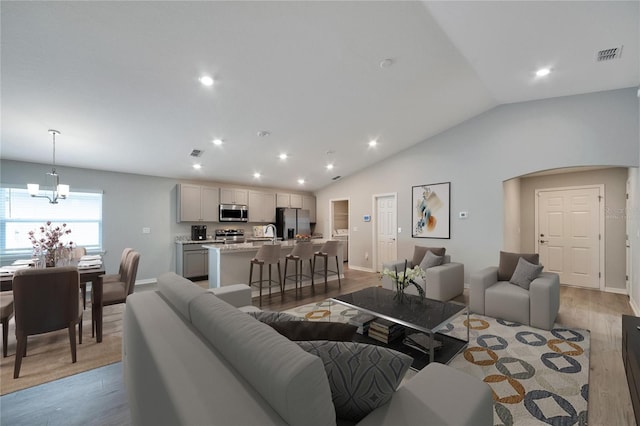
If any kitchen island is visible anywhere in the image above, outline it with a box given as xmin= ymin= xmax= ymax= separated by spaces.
xmin=204 ymin=239 xmax=343 ymax=291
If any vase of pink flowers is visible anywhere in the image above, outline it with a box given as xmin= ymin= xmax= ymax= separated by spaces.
xmin=28 ymin=222 xmax=73 ymax=267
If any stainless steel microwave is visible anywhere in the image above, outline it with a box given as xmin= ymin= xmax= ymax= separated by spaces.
xmin=219 ymin=204 xmax=248 ymax=222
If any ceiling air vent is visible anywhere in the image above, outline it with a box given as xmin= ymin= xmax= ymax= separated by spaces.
xmin=597 ymin=46 xmax=623 ymax=62
xmin=189 ymin=149 xmax=203 ymax=157
xmin=332 ymin=175 xmax=342 ymax=181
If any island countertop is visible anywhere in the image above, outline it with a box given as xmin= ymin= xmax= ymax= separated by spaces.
xmin=203 ymin=239 xmax=343 ymax=290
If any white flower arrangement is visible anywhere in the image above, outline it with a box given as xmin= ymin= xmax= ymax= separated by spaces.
xmin=381 ymin=260 xmax=426 ymax=300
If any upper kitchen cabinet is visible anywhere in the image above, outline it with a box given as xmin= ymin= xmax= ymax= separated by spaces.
xmin=177 ymin=184 xmax=219 ymax=222
xmin=302 ymin=195 xmax=316 ymax=223
xmin=248 ymin=191 xmax=276 ymax=223
xmin=220 ymin=188 xmax=249 ymax=205
xmin=276 ymin=193 xmax=303 ymax=209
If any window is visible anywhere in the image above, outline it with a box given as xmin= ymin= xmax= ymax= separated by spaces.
xmin=0 ymin=187 xmax=103 ymax=256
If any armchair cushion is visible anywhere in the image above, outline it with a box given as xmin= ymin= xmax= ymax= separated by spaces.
xmin=411 ymin=246 xmax=446 ymax=267
xmin=497 ymin=251 xmax=539 ymax=281
xmin=419 ymin=251 xmax=444 ymax=270
xmin=510 ymin=257 xmax=543 ymax=290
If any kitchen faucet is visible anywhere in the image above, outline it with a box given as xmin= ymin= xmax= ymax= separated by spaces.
xmin=265 ymin=224 xmax=277 ymax=244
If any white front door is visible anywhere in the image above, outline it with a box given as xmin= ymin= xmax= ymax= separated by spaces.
xmin=536 ymin=187 xmax=601 ymax=289
xmin=376 ymin=195 xmax=397 ymax=272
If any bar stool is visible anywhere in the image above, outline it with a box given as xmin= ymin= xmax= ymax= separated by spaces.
xmin=249 ymin=244 xmax=282 ymax=306
xmin=312 ymin=240 xmax=341 ymax=291
xmin=1 ymin=291 xmax=14 ymax=357
xmin=283 ymin=241 xmax=314 ymax=293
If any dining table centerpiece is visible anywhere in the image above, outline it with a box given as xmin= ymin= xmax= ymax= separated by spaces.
xmin=28 ymin=222 xmax=74 ymax=267
xmin=381 ymin=259 xmax=426 ymax=302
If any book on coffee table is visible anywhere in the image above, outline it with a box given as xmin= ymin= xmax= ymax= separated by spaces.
xmin=403 ymin=332 xmax=442 ymax=354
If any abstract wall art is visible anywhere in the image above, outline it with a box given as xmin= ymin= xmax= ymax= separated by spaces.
xmin=412 ymin=182 xmax=450 ymax=239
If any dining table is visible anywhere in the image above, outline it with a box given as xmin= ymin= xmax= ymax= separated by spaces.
xmin=0 ymin=263 xmax=107 ymax=343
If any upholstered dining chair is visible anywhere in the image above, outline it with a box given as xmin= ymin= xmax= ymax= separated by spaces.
xmin=249 ymin=244 xmax=282 ymax=307
xmin=1 ymin=291 xmax=14 ymax=357
xmin=68 ymin=246 xmax=90 ymax=309
xmin=92 ymin=251 xmax=139 ymax=337
xmin=12 ymin=266 xmax=83 ymax=378
xmin=283 ymin=241 xmax=314 ymax=292
xmin=102 ymin=248 xmax=133 ymax=283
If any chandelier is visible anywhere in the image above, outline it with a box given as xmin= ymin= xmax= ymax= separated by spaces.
xmin=27 ymin=129 xmax=70 ymax=204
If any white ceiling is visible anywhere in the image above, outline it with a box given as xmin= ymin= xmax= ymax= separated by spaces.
xmin=1 ymin=1 xmax=638 ymax=191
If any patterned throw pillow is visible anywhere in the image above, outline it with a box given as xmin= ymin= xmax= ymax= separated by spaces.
xmin=419 ymin=250 xmax=444 ymax=270
xmin=297 ymin=341 xmax=412 ymax=422
xmin=268 ymin=321 xmax=357 ymax=341
xmin=246 ymin=311 xmax=302 ymax=323
xmin=510 ymin=257 xmax=543 ymax=290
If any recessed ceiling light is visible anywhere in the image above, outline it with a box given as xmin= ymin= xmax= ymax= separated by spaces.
xmin=368 ymin=140 xmax=377 ymax=147
xmin=253 ymin=172 xmax=261 ymax=179
xmin=192 ymin=164 xmax=202 ymax=170
xmin=279 ymin=153 xmax=288 ymax=160
xmin=212 ymin=138 xmax=223 ymax=146
xmin=199 ymin=75 xmax=214 ymax=87
xmin=326 ymin=163 xmax=334 ymax=170
xmin=379 ymin=58 xmax=394 ymax=68
xmin=257 ymin=130 xmax=270 ymax=137
xmin=297 ymin=179 xmax=305 ymax=185
xmin=535 ymin=68 xmax=551 ymax=78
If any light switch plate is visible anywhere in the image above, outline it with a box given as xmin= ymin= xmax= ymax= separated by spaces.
xmin=142 ymin=227 xmax=151 ymax=234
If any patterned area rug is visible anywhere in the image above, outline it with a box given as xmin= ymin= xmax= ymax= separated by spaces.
xmin=283 ymin=300 xmax=590 ymax=426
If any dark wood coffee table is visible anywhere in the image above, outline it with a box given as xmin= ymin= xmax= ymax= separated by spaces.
xmin=332 ymin=287 xmax=469 ymax=370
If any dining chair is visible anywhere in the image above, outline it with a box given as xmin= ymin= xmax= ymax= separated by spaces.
xmin=1 ymin=291 xmax=14 ymax=357
xmin=69 ymin=246 xmax=89 ymax=309
xmin=12 ymin=266 xmax=83 ymax=378
xmin=102 ymin=248 xmax=134 ymax=283
xmin=92 ymin=251 xmax=139 ymax=337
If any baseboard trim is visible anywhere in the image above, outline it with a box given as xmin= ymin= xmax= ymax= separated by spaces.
xmin=603 ymin=286 xmax=629 ymax=295
xmin=630 ymin=297 xmax=640 ymax=316
xmin=348 ymin=265 xmax=376 ymax=273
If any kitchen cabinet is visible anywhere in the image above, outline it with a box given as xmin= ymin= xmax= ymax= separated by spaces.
xmin=248 ymin=191 xmax=276 ymax=223
xmin=177 ymin=184 xmax=219 ymax=223
xmin=220 ymin=188 xmax=248 ymax=205
xmin=276 ymin=193 xmax=303 ymax=209
xmin=302 ymin=195 xmax=316 ymax=223
xmin=177 ymin=243 xmax=209 ymax=279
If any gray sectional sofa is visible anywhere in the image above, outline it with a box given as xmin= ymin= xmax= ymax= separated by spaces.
xmin=123 ymin=272 xmax=493 ymax=425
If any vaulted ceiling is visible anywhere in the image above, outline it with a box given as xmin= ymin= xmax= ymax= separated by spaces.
xmin=1 ymin=1 xmax=638 ymax=191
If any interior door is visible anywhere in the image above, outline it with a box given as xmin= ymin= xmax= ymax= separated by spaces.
xmin=537 ymin=187 xmax=601 ymax=288
xmin=626 ymin=179 xmax=631 ymax=293
xmin=376 ymin=195 xmax=397 ymax=272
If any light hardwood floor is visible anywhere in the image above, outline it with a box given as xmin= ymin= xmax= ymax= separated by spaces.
xmin=0 ymin=268 xmax=636 ymax=425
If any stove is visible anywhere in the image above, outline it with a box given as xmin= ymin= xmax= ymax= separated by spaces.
xmin=214 ymin=228 xmax=245 ymax=244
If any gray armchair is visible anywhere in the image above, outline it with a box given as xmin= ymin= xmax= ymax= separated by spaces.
xmin=381 ymin=246 xmax=464 ymax=302
xmin=470 ymin=265 xmax=559 ymax=331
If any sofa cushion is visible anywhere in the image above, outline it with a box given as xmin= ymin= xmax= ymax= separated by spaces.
xmin=412 ymin=246 xmax=446 ymax=267
xmin=269 ymin=321 xmax=357 ymax=342
xmin=510 ymin=257 xmax=544 ymax=290
xmin=497 ymin=251 xmax=539 ymax=281
xmin=297 ymin=340 xmax=412 ymax=422
xmin=190 ymin=296 xmax=336 ymax=426
xmin=157 ymin=272 xmax=208 ymax=321
xmin=419 ymin=251 xmax=444 ymax=270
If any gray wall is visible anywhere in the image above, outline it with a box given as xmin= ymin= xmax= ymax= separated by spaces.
xmin=0 ymin=161 xmax=312 ymax=282
xmin=518 ymin=168 xmax=628 ymax=290
xmin=315 ymin=88 xmax=640 ymax=286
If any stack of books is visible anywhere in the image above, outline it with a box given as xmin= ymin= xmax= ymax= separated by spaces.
xmin=402 ymin=332 xmax=442 ymax=354
xmin=348 ymin=312 xmax=377 ymax=335
xmin=368 ymin=318 xmax=404 ymax=343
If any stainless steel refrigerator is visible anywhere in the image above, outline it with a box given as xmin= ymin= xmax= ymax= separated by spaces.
xmin=276 ymin=208 xmax=311 ymax=240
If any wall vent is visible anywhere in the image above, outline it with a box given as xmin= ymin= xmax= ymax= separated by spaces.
xmin=189 ymin=149 xmax=203 ymax=157
xmin=597 ymin=46 xmax=623 ymax=62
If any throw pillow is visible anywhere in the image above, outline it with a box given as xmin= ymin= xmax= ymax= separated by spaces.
xmin=268 ymin=321 xmax=357 ymax=342
xmin=246 ymin=311 xmax=302 ymax=323
xmin=510 ymin=257 xmax=544 ymax=290
xmin=497 ymin=251 xmax=539 ymax=281
xmin=419 ymin=250 xmax=444 ymax=270
xmin=297 ymin=341 xmax=412 ymax=422
xmin=411 ymin=246 xmax=446 ymax=267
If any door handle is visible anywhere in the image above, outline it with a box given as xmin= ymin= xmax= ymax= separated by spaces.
xmin=539 ymin=240 xmax=547 ymax=244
